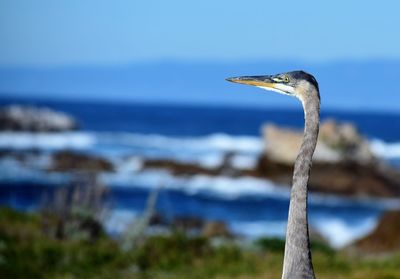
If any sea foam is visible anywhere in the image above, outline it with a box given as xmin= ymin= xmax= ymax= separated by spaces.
xmin=0 ymin=132 xmax=96 ymax=150
xmin=370 ymin=139 xmax=400 ymax=159
xmin=312 ymin=216 xmax=378 ymax=248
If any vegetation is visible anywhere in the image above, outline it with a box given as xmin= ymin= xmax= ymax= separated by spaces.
xmin=0 ymin=207 xmax=399 ymax=279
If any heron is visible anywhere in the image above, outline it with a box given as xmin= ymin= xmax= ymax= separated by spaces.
xmin=226 ymin=71 xmax=320 ymax=279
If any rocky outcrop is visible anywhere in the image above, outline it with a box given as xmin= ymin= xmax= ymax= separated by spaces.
xmin=50 ymin=151 xmax=113 ymax=172
xmin=354 ymin=211 xmax=400 ymax=253
xmin=257 ymin=120 xmax=400 ymax=197
xmin=0 ymin=105 xmax=78 ymax=132
xmin=262 ymin=119 xmax=375 ymax=164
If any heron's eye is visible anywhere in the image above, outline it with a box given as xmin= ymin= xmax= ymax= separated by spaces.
xmin=284 ymin=75 xmax=290 ymax=83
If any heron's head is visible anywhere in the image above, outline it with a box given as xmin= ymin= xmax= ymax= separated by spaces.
xmin=226 ymin=70 xmax=319 ymax=102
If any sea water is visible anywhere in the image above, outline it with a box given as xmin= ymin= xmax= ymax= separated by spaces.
xmin=0 ymin=99 xmax=399 ymax=248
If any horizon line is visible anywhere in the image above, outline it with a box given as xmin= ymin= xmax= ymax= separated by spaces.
xmin=1 ymin=57 xmax=400 ymax=69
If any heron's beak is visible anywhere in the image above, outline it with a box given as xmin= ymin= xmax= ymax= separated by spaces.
xmin=226 ymin=75 xmax=293 ymax=96
xmin=225 ymin=75 xmax=276 ymax=89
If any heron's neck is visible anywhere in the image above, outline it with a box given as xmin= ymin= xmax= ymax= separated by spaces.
xmin=282 ymin=94 xmax=320 ymax=279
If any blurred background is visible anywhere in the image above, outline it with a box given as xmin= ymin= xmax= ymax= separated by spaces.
xmin=0 ymin=1 xmax=400 ymax=278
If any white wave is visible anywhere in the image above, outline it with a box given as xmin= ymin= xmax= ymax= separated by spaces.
xmin=183 ymin=175 xmax=288 ymax=199
xmin=196 ymin=153 xmax=224 ymax=168
xmin=191 ymin=133 xmax=262 ymax=153
xmin=98 ymin=132 xmax=263 ymax=153
xmin=370 ymin=139 xmax=400 ymax=159
xmin=114 ymin=156 xmax=143 ymax=173
xmin=230 ymin=154 xmax=258 ymax=169
xmin=0 ymin=132 xmax=96 ymax=150
xmin=312 ymin=216 xmax=377 ymax=248
xmin=102 ymin=170 xmax=290 ymax=200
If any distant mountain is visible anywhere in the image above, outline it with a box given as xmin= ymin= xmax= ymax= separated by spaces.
xmin=0 ymin=60 xmax=399 ymax=112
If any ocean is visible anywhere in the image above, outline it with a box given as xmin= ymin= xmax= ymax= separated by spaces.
xmin=0 ymin=99 xmax=400 ymax=248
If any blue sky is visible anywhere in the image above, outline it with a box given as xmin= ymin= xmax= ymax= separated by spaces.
xmin=1 ymin=0 xmax=400 ymax=65
xmin=0 ymin=1 xmax=399 ymax=112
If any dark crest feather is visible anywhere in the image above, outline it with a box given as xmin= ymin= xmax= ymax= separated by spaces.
xmin=290 ymin=71 xmax=319 ymax=94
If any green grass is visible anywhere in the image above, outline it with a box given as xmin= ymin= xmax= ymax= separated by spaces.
xmin=0 ymin=207 xmax=399 ymax=279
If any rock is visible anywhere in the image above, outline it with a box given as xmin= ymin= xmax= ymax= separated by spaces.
xmin=201 ymin=221 xmax=231 ymax=238
xmin=0 ymin=105 xmax=78 ymax=132
xmin=172 ymin=216 xmax=204 ymax=231
xmin=50 ymin=151 xmax=113 ymax=172
xmin=319 ymin=119 xmax=374 ymax=163
xmin=262 ymin=119 xmax=375 ymax=164
xmin=308 ymin=161 xmax=400 ymax=197
xmin=250 ymin=156 xmax=400 ymax=197
xmin=142 ymin=156 xmax=242 ymax=177
xmin=354 ymin=210 xmax=400 ymax=253
xmin=263 ymin=124 xmax=313 ymax=164
xmin=255 ymin=120 xmax=400 ymax=197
